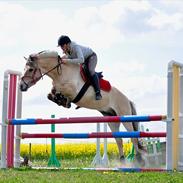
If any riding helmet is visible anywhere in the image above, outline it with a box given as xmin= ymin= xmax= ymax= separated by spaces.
xmin=57 ymin=35 xmax=71 ymax=46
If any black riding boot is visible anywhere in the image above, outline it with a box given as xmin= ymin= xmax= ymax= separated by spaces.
xmin=91 ymin=74 xmax=102 ymax=100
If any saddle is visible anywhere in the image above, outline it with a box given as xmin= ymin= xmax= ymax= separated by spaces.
xmin=80 ymin=64 xmax=111 ymax=92
xmin=71 ymin=64 xmax=111 ymax=103
xmin=47 ymin=64 xmax=112 ymax=107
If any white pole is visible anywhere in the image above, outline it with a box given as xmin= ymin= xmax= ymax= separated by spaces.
xmin=91 ymin=123 xmax=102 ymax=166
xmin=14 ymin=74 xmax=22 ymax=168
xmin=1 ymin=70 xmax=22 ymax=169
xmin=1 ymin=73 xmax=9 ymax=168
xmin=166 ymin=65 xmax=173 ymax=170
xmin=167 ymin=61 xmax=183 ymax=171
xmin=102 ymin=123 xmax=109 ymax=167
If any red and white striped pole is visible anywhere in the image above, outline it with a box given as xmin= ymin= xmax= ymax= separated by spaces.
xmin=7 ymin=74 xmax=17 ymax=167
xmin=1 ymin=70 xmax=22 ymax=168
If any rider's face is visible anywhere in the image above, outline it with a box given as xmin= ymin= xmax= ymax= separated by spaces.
xmin=61 ymin=44 xmax=70 ymax=54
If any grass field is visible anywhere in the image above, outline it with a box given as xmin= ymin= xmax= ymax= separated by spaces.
xmin=0 ymin=158 xmax=183 ymax=183
xmin=0 ymin=143 xmax=183 ymax=182
xmin=0 ymin=168 xmax=183 ymax=183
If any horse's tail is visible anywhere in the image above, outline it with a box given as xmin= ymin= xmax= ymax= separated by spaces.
xmin=130 ymin=101 xmax=137 ymax=115
xmin=129 ymin=101 xmax=139 ymax=131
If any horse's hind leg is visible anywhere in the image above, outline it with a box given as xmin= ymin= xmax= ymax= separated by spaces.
xmin=100 ymin=111 xmax=124 ymax=160
xmin=122 ymin=122 xmax=146 ymax=166
xmin=107 ymin=118 xmax=144 ymax=164
xmin=107 ymin=122 xmax=124 ymax=160
xmin=122 ymin=123 xmax=139 ymax=149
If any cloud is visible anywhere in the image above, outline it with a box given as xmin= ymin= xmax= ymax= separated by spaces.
xmin=160 ymin=0 xmax=183 ymax=10
xmin=1 ymin=0 xmax=183 ymax=50
xmin=0 ymin=2 xmax=67 ymax=49
xmin=100 ymin=0 xmax=151 ymax=24
xmin=0 ymin=0 xmax=180 ymax=123
xmin=104 ymin=60 xmax=145 ymax=78
xmin=147 ymin=9 xmax=183 ymax=31
xmin=0 ymin=0 xmax=153 ymax=52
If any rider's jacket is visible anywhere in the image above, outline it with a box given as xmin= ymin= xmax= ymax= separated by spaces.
xmin=63 ymin=42 xmax=94 ymax=64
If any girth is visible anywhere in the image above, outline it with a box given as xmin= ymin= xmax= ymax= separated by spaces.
xmin=72 ymin=80 xmax=91 ymax=103
xmin=72 ymin=52 xmax=102 ymax=104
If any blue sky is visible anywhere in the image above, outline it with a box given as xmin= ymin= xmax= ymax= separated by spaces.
xmin=1 ymin=0 xmax=183 ymax=143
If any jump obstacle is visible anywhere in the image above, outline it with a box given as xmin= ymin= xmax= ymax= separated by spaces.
xmin=140 ymin=125 xmax=163 ymax=166
xmin=1 ymin=61 xmax=183 ymax=171
xmin=47 ymin=115 xmax=61 ymax=168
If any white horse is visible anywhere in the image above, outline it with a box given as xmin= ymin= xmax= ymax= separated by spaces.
xmin=20 ymin=50 xmax=146 ymax=165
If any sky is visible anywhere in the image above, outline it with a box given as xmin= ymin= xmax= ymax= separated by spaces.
xmin=0 ymin=0 xmax=183 ymax=144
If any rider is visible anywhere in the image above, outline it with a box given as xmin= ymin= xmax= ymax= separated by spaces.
xmin=57 ymin=35 xmax=102 ymax=100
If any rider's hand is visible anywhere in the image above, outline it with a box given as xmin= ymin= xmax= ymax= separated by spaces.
xmin=62 ymin=55 xmax=67 ymax=59
xmin=62 ymin=59 xmax=67 ymax=64
xmin=61 ymin=56 xmax=68 ymax=64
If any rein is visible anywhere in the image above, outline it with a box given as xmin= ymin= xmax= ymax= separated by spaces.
xmin=22 ymin=56 xmax=62 ymax=86
xmin=41 ymin=56 xmax=62 ymax=78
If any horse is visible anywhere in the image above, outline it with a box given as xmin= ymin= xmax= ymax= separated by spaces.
xmin=19 ymin=50 xmax=146 ymax=165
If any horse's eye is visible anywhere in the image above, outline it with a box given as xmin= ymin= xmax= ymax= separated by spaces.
xmin=29 ymin=68 xmax=33 ymax=72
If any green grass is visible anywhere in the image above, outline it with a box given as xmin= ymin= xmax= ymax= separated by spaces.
xmin=32 ymin=157 xmax=92 ymax=168
xmin=0 ymin=168 xmax=183 ymax=183
xmin=0 ymin=158 xmax=183 ymax=183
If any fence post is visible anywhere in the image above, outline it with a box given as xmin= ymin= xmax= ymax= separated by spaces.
xmin=48 ymin=114 xmax=61 ymax=167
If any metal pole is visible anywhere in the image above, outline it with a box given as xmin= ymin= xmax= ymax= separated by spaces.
xmin=48 ymin=115 xmax=61 ymax=167
xmin=178 ymin=66 xmax=183 ymax=170
xmin=102 ymin=123 xmax=108 ymax=167
xmin=91 ymin=123 xmax=102 ymax=166
xmin=166 ymin=65 xmax=173 ymax=170
xmin=14 ymin=74 xmax=22 ymax=168
xmin=1 ymin=73 xmax=9 ymax=168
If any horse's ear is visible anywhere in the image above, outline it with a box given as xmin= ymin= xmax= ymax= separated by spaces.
xmin=24 ymin=56 xmax=28 ymax=61
xmin=30 ymin=54 xmax=38 ymax=61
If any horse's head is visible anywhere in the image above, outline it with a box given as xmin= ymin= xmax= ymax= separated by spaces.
xmin=19 ymin=53 xmax=42 ymax=91
xmin=20 ymin=50 xmax=60 ymax=92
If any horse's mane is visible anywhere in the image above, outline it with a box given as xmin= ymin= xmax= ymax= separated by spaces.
xmin=37 ymin=50 xmax=58 ymax=59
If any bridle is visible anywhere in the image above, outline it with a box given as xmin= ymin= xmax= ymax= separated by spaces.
xmin=21 ymin=55 xmax=62 ymax=87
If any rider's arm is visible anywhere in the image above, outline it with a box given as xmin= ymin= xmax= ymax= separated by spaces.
xmin=62 ymin=45 xmax=84 ymax=64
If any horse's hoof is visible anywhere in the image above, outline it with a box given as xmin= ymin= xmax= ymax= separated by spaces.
xmin=135 ymin=153 xmax=145 ymax=167
xmin=120 ymin=155 xmax=126 ymax=164
xmin=120 ymin=155 xmax=125 ymax=160
xmin=47 ymin=93 xmax=53 ymax=100
xmin=75 ymin=106 xmax=81 ymax=110
xmin=66 ymin=102 xmax=71 ymax=108
xmin=51 ymin=88 xmax=56 ymax=94
xmin=57 ymin=102 xmax=63 ymax=106
xmin=20 ymin=156 xmax=29 ymax=166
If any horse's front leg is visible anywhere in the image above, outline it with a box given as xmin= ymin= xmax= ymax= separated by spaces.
xmin=47 ymin=87 xmax=71 ymax=108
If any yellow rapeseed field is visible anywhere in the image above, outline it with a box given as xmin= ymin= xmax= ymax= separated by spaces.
xmin=20 ymin=142 xmax=133 ymax=159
